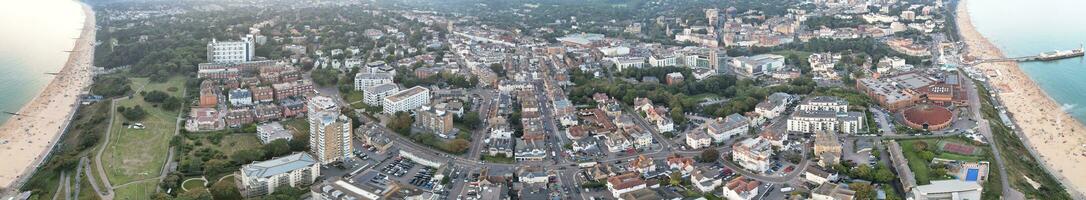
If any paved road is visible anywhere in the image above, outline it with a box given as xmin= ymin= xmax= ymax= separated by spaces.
xmin=963 ymin=75 xmax=1023 ymax=199
xmin=91 ymin=98 xmax=118 ymax=200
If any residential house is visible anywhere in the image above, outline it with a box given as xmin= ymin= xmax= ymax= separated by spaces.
xmin=720 ymin=177 xmax=761 ymax=200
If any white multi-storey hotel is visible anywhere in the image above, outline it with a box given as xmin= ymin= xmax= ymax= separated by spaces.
xmin=238 ymin=152 xmax=319 ymax=197
xmin=353 ymin=72 xmax=393 ymax=91
xmin=382 ymin=86 xmax=430 ymax=114
xmin=207 ymin=34 xmax=255 ymax=63
xmin=786 ymin=96 xmax=865 ymax=134
xmin=307 ymin=96 xmax=352 ymax=164
xmin=363 ymin=83 xmax=399 ymax=106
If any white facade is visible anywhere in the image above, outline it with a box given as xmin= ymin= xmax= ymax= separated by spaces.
xmin=786 ymin=111 xmax=864 ymax=134
xmin=707 ymin=114 xmax=750 ymax=143
xmin=685 ymin=131 xmax=711 ymax=149
xmin=382 ymin=86 xmax=430 ymax=114
xmin=207 ymin=34 xmax=255 ymax=63
xmin=239 ymin=153 xmax=320 ymax=197
xmin=732 ymin=138 xmax=773 ymax=172
xmin=363 ymin=83 xmax=399 ymax=106
xmin=354 ymin=72 xmax=393 ymax=91
xmin=910 ymin=180 xmax=982 ymax=200
xmin=787 ymin=96 xmax=864 ymax=134
xmin=729 ymin=54 xmax=784 ymax=77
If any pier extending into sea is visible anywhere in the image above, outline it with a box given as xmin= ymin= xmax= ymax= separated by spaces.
xmin=969 ymin=47 xmax=1085 ymax=65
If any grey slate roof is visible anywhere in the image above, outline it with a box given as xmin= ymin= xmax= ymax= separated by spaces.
xmin=242 ymin=152 xmax=317 ymax=178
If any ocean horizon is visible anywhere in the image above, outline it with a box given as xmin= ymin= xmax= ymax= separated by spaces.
xmin=0 ymin=0 xmax=86 ymax=124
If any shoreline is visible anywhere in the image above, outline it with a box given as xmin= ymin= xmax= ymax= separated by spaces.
xmin=956 ymin=0 xmax=1086 ymax=198
xmin=0 ymin=1 xmax=95 ymax=192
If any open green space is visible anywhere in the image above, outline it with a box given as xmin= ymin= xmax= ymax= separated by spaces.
xmin=281 ymin=118 xmax=310 ymax=136
xmin=101 ymin=77 xmax=186 ymax=199
xmin=897 ymin=137 xmax=986 ymax=184
xmin=481 ymin=154 xmax=514 ymax=164
xmin=113 ymin=182 xmax=159 ymax=200
xmin=181 ymin=178 xmax=207 ymax=192
xmin=972 ymin=80 xmax=1071 ymax=199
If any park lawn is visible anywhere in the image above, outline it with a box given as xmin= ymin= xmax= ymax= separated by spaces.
xmin=181 ymin=178 xmax=207 ymax=192
xmin=102 ymin=77 xmax=185 ymax=189
xmin=215 ymin=133 xmax=263 ymax=156
xmin=935 ymin=152 xmax=983 ymax=162
xmin=898 ymin=139 xmax=938 ymax=184
xmin=113 ymin=182 xmax=158 ymax=200
xmin=282 ymin=118 xmax=310 ymax=138
xmin=898 ymin=137 xmax=990 ymax=185
xmin=132 ymin=77 xmax=187 ymax=97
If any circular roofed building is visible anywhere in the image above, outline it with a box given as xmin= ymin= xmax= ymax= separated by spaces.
xmin=902 ymin=104 xmax=954 ymax=131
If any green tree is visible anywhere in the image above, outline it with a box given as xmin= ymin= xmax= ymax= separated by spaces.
xmin=121 ymin=105 xmax=148 ymax=120
xmin=231 ymin=149 xmax=265 ymax=164
xmin=699 ymin=149 xmax=720 ymax=163
xmin=163 ymin=96 xmax=183 ymax=110
xmin=387 ymin=112 xmax=414 ymax=136
xmin=848 ymin=183 xmax=877 ymax=200
xmin=874 ymin=165 xmax=896 ymax=183
xmin=458 ymin=111 xmax=483 ymax=129
xmin=669 ymin=171 xmax=682 ymax=186
xmin=912 ymin=141 xmax=928 ymax=151
xmin=210 ymin=178 xmax=243 ymax=200
xmin=203 ymin=159 xmax=232 ymax=176
xmin=446 ymin=139 xmax=471 ymax=153
xmin=310 ymin=68 xmax=340 ymax=86
xmin=918 ymin=151 xmax=935 ymax=162
xmin=852 ymin=164 xmax=873 ymax=180
xmin=263 ymin=139 xmax=292 ymax=159
xmin=288 ymin=136 xmax=309 ymax=152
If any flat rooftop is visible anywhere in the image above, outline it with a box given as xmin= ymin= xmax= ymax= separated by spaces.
xmin=386 ymin=86 xmax=429 ymax=103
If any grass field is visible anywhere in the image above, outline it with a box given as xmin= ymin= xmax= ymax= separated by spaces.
xmin=770 ymin=50 xmax=814 ymax=61
xmin=112 ymin=182 xmax=158 ymax=200
xmin=100 ymin=77 xmax=186 ymax=199
xmin=215 ymin=134 xmax=263 ymax=156
xmin=282 ymin=118 xmax=310 ymax=137
xmin=181 ymin=178 xmax=207 ymax=192
xmin=897 ymin=137 xmax=986 ymax=184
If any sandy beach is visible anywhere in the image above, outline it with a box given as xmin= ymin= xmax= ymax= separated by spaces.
xmin=957 ymin=0 xmax=1086 ymax=197
xmin=0 ymin=2 xmax=95 ymax=191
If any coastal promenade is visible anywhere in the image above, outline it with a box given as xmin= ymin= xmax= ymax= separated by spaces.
xmin=0 ymin=2 xmax=95 ymax=193
xmin=958 ymin=0 xmax=1086 ymax=198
